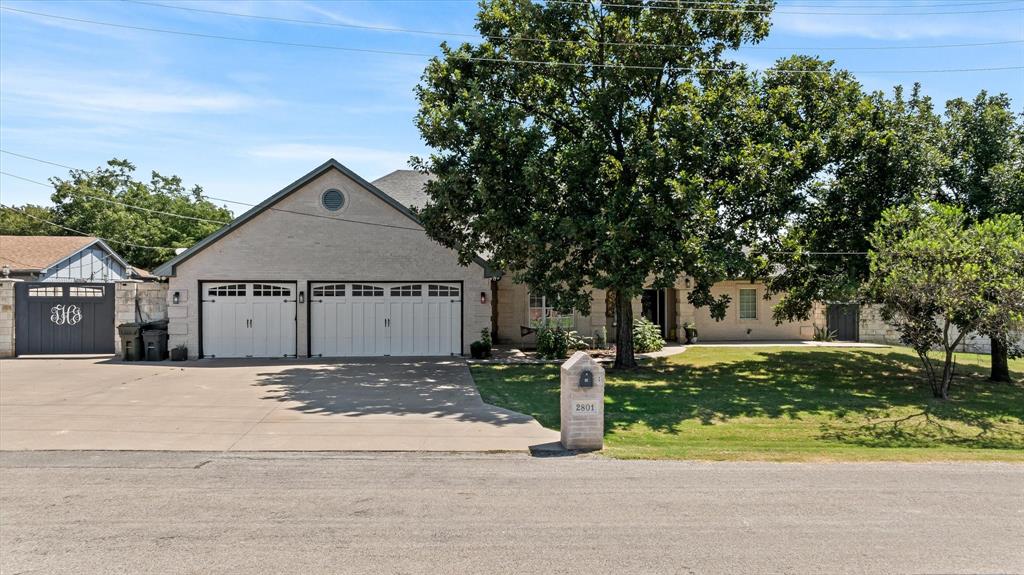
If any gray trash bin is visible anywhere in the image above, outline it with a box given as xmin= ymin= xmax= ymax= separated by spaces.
xmin=142 ymin=330 xmax=169 ymax=361
xmin=117 ymin=323 xmax=143 ymax=361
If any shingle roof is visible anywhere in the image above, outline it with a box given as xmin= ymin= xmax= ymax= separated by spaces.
xmin=371 ymin=170 xmax=433 ymax=210
xmin=0 ymin=235 xmax=97 ymax=271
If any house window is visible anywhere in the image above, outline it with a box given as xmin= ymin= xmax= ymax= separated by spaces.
xmin=739 ymin=288 xmax=758 ymax=320
xmin=529 ymin=293 xmax=573 ymax=329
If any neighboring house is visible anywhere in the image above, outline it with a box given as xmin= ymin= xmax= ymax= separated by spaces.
xmin=0 ymin=236 xmax=166 ymax=356
xmin=152 ymin=160 xmax=826 ymax=360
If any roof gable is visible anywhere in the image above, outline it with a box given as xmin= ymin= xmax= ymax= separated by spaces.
xmin=0 ymin=235 xmax=128 ymax=272
xmin=152 ymin=159 xmax=491 ymax=277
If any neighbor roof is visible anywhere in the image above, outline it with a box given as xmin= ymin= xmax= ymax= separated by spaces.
xmin=0 ymin=235 xmax=113 ymax=271
xmin=371 ymin=170 xmax=433 ymax=211
xmin=151 ymin=159 xmax=493 ymax=278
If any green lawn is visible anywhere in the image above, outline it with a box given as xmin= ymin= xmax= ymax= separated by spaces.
xmin=471 ymin=346 xmax=1024 ymax=461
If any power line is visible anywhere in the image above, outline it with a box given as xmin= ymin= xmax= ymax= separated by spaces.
xmin=126 ymin=0 xmax=1024 ymax=52
xmin=0 ymin=150 xmax=428 ymax=233
xmin=0 ymin=170 xmax=232 ymax=225
xmin=4 ymin=7 xmax=1021 ymax=74
xmin=0 ymin=203 xmax=177 ymax=251
xmin=526 ymin=0 xmax=1024 ymax=13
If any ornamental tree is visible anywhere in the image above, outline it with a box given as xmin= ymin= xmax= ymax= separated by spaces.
xmin=414 ymin=0 xmax=859 ymax=367
xmin=865 ymin=203 xmax=1024 ymax=399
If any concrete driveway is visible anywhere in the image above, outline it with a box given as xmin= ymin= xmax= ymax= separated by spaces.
xmin=0 ymin=356 xmax=558 ymax=452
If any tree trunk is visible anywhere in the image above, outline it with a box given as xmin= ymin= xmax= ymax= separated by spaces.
xmin=614 ymin=290 xmax=637 ymax=369
xmin=990 ymin=337 xmax=1012 ymax=383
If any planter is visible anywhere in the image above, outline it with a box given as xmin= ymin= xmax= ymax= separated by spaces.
xmin=170 ymin=347 xmax=188 ymax=361
xmin=684 ymin=327 xmax=699 ymax=345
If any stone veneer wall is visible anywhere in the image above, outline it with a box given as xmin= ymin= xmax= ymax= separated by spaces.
xmin=860 ymin=303 xmax=1021 ymax=354
xmin=113 ymin=281 xmax=169 ymax=350
xmin=0 ymin=280 xmax=16 ymax=357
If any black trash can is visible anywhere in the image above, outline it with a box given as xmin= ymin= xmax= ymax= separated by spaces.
xmin=142 ymin=329 xmax=169 ymax=361
xmin=117 ymin=323 xmax=144 ymax=361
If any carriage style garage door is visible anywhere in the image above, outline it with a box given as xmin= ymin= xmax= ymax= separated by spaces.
xmin=310 ymin=282 xmax=461 ymax=357
xmin=14 ymin=283 xmax=115 ymax=355
xmin=201 ymin=282 xmax=297 ymax=358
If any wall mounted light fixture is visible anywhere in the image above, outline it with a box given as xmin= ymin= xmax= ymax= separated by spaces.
xmin=172 ymin=291 xmax=180 ymax=305
xmin=299 ymin=291 xmax=305 ymax=304
xmin=480 ymin=291 xmax=487 ymax=305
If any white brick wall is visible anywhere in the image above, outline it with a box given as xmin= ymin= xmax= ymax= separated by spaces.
xmin=113 ymin=282 xmax=169 ymax=350
xmin=164 ymin=167 xmax=491 ymax=358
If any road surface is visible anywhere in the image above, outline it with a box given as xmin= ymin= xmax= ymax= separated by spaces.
xmin=1 ymin=452 xmax=1021 ymax=574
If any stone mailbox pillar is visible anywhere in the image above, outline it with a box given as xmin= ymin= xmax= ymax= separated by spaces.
xmin=560 ymin=351 xmax=605 ymax=451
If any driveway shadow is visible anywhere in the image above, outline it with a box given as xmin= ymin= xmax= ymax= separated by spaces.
xmin=252 ymin=357 xmax=539 ymax=427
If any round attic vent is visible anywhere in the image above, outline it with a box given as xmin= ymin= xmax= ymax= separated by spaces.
xmin=321 ymin=189 xmax=345 ymax=212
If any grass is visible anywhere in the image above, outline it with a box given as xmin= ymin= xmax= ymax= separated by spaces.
xmin=471 ymin=346 xmax=1024 ymax=462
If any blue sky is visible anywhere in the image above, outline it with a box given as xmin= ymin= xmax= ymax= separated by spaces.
xmin=1 ymin=0 xmax=1021 ymax=213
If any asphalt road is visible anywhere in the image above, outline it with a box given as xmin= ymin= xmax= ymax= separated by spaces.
xmin=1 ymin=452 xmax=1022 ymax=575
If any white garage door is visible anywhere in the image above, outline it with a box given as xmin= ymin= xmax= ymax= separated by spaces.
xmin=310 ymin=282 xmax=461 ymax=357
xmin=201 ymin=282 xmax=297 ymax=358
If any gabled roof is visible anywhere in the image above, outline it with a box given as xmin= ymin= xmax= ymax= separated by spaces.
xmin=372 ymin=170 xmax=433 ymax=211
xmin=0 ymin=235 xmax=129 ymax=272
xmin=152 ymin=159 xmax=493 ymax=277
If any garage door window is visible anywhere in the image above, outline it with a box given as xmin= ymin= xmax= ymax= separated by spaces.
xmin=253 ymin=284 xmax=291 ymax=297
xmin=390 ymin=284 xmax=422 ymax=297
xmin=313 ymin=284 xmax=345 ymax=297
xmin=209 ymin=284 xmax=246 ymax=297
xmin=428 ymin=284 xmax=459 ymax=297
xmin=352 ymin=284 xmax=384 ymax=297
xmin=70 ymin=286 xmax=104 ymax=297
xmin=28 ymin=286 xmax=62 ymax=297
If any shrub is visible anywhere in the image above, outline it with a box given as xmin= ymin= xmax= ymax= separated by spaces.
xmin=535 ymin=326 xmax=588 ymax=359
xmin=812 ymin=325 xmax=837 ymax=342
xmin=633 ymin=317 xmax=666 ymax=353
xmin=470 ymin=340 xmax=490 ymax=359
xmin=593 ymin=326 xmax=607 ymax=349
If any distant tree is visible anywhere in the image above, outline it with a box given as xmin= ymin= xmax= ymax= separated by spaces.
xmin=940 ymin=92 xmax=1024 ymax=382
xmin=865 ymin=204 xmax=1024 ymax=399
xmin=414 ymin=0 xmax=861 ymax=367
xmin=45 ymin=159 xmax=233 ymax=270
xmin=763 ymin=84 xmax=946 ymax=321
xmin=0 ymin=204 xmax=58 ymax=236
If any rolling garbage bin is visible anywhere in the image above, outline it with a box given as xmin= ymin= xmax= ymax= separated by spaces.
xmin=142 ymin=329 xmax=169 ymax=361
xmin=117 ymin=323 xmax=143 ymax=361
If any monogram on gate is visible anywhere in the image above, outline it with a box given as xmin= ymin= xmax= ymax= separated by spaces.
xmin=50 ymin=304 xmax=83 ymax=326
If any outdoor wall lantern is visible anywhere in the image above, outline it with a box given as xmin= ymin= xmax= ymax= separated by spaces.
xmin=684 ymin=277 xmax=691 ymax=288
xmin=299 ymin=291 xmax=305 ymax=304
xmin=480 ymin=291 xmax=487 ymax=305
xmin=172 ymin=291 xmax=180 ymax=304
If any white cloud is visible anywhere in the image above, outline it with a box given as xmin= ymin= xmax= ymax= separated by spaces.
xmin=772 ymin=13 xmax=1021 ymax=41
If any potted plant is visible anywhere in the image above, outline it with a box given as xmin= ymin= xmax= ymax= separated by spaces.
xmin=470 ymin=328 xmax=492 ymax=359
xmin=684 ymin=323 xmax=699 ymax=345
xmin=170 ymin=344 xmax=188 ymax=361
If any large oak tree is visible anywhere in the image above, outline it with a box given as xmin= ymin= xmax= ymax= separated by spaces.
xmin=414 ymin=0 xmax=859 ymax=367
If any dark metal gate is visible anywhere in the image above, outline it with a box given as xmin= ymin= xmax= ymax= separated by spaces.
xmin=14 ymin=282 xmax=115 ymax=355
xmin=826 ymin=304 xmax=860 ymax=342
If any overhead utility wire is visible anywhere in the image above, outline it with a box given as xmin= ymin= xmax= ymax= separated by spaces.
xmin=0 ymin=204 xmax=176 ymax=251
xmin=0 ymin=150 xmax=427 ymax=233
xmin=0 ymin=171 xmax=231 ymax=225
xmin=126 ymin=0 xmax=1024 ymax=51
xmin=3 ymin=8 xmax=1020 ymax=75
xmin=533 ymin=0 xmax=1023 ymax=13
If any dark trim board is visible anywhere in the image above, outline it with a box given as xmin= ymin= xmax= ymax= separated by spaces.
xmin=197 ymin=280 xmax=299 ymax=359
xmin=304 ymin=279 xmax=465 ymax=358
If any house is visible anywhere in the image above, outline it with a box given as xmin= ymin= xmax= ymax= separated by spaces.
xmin=152 ymin=160 xmax=826 ymax=359
xmin=0 ymin=236 xmax=166 ymax=356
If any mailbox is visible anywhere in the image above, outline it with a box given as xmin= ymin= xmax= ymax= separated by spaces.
xmin=579 ymin=369 xmax=594 ymax=388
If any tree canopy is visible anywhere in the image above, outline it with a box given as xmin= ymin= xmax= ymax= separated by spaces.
xmin=415 ymin=0 xmax=859 ymax=367
xmin=865 ymin=203 xmax=1024 ymax=399
xmin=1 ymin=159 xmax=233 ymax=270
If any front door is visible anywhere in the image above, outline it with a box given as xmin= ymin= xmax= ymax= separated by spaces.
xmin=14 ymin=283 xmax=115 ymax=355
xmin=641 ymin=288 xmax=668 ymax=338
